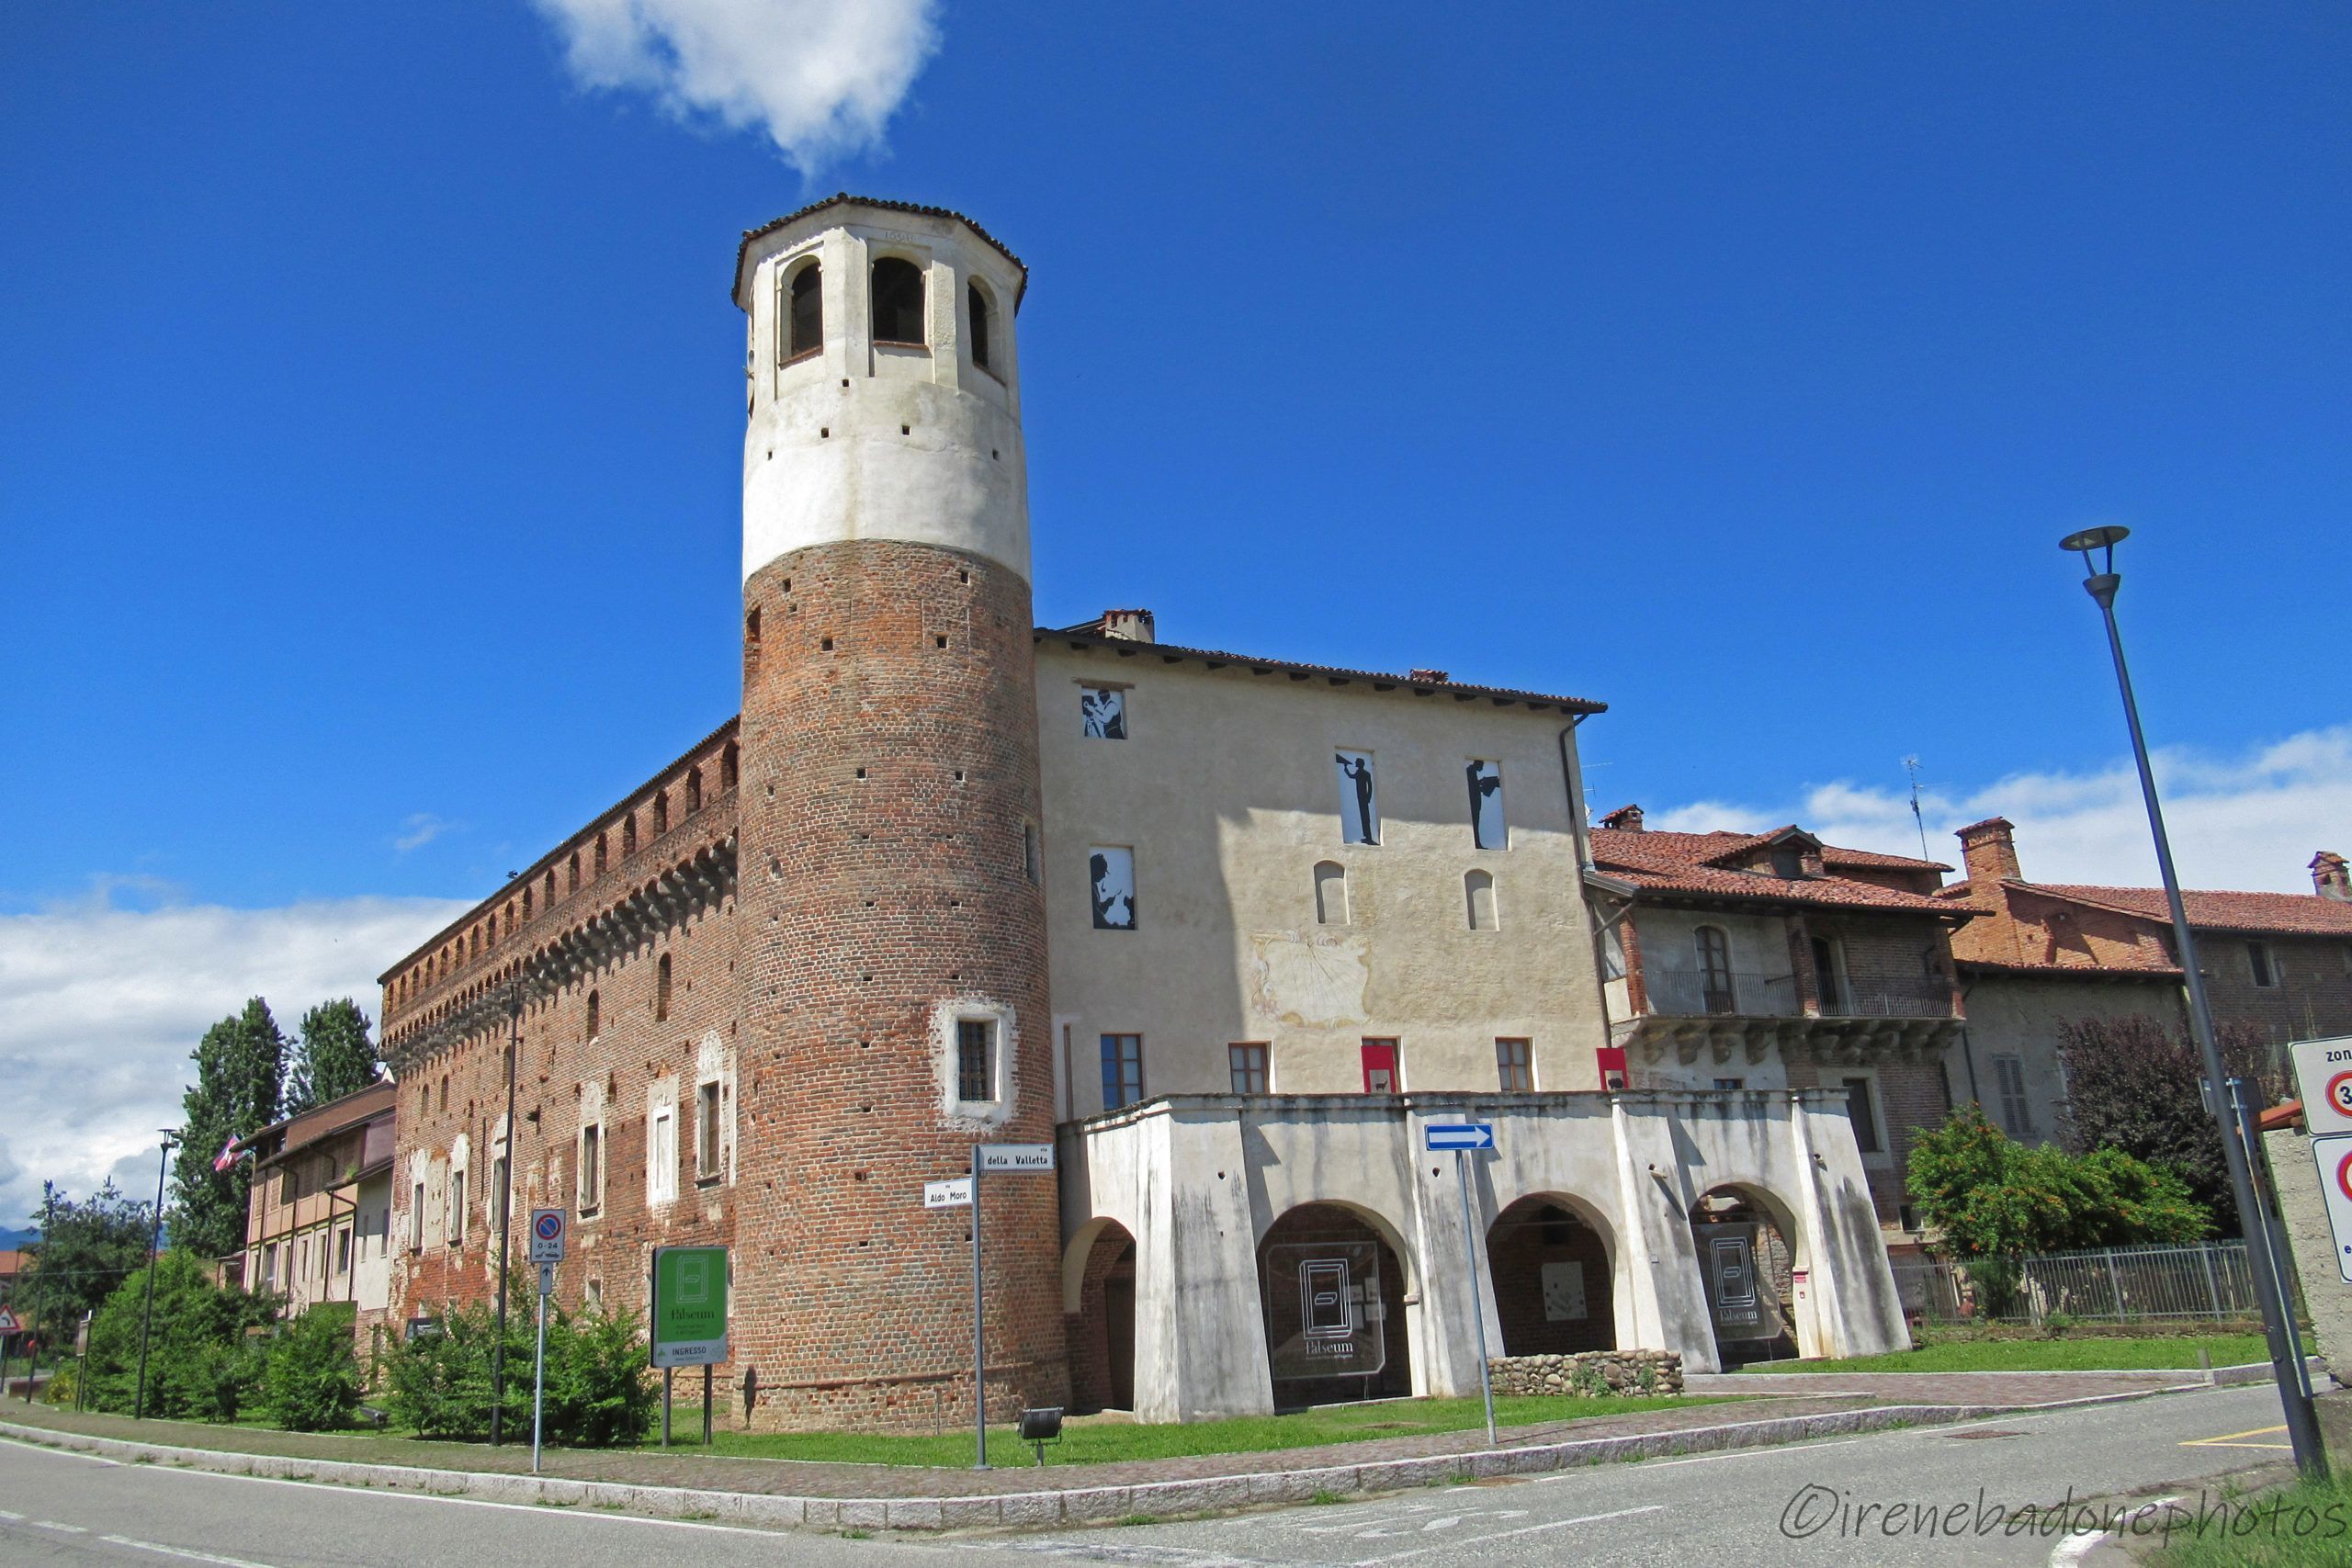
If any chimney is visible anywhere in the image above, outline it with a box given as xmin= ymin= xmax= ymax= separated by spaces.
xmin=2314 ymin=851 xmax=2352 ymax=902
xmin=1099 ymin=608 xmax=1155 ymax=644
xmin=1957 ymin=817 xmax=2022 ymax=886
xmin=1600 ymin=804 xmax=1645 ymax=833
xmin=1408 ymin=668 xmax=1450 ymax=683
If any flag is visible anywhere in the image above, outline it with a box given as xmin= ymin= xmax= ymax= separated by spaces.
xmin=212 ymin=1135 xmax=242 ymax=1172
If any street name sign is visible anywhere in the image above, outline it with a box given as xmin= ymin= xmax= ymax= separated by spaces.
xmin=978 ymin=1143 xmax=1055 ymax=1173
xmin=925 ymin=1177 xmax=974 ymax=1208
xmin=2290 ymin=1037 xmax=2352 ymax=1136
xmin=528 ymin=1207 xmax=567 ymax=1264
xmin=1426 ymin=1122 xmax=1496 ymax=1152
xmin=2311 ymin=1133 xmax=2352 ymax=1284
xmin=649 ymin=1246 xmax=729 ymax=1369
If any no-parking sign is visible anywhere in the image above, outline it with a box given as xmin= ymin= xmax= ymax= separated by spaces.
xmin=528 ymin=1207 xmax=566 ymax=1264
xmin=2311 ymin=1134 xmax=2352 ymax=1285
xmin=2290 ymin=1037 xmax=2352 ymax=1134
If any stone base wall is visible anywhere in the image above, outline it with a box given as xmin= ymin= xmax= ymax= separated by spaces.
xmin=1487 ymin=1348 xmax=1683 ymax=1398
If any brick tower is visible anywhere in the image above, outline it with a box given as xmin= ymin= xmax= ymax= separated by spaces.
xmin=729 ymin=197 xmax=1065 ymax=1427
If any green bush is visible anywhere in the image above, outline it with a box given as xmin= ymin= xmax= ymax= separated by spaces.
xmin=1905 ymin=1104 xmax=2212 ymax=1258
xmin=383 ymin=1299 xmax=653 ymax=1447
xmin=40 ymin=1361 xmax=77 ymax=1407
xmin=81 ymin=1250 xmax=277 ymax=1420
xmin=264 ymin=1303 xmax=361 ymax=1431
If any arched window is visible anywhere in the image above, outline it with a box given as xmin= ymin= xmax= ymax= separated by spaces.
xmin=786 ymin=262 xmax=823 ymax=360
xmin=568 ymin=852 xmax=580 ymax=893
xmin=1313 ymin=861 xmax=1349 ymax=926
xmin=967 ymin=280 xmax=992 ymax=371
xmin=652 ymin=791 xmax=669 ymax=836
xmin=655 ymin=953 xmax=673 ymax=1022
xmin=585 ymin=989 xmax=600 ymax=1041
xmin=1464 ymin=870 xmax=1498 ymax=931
xmin=522 ymin=886 xmax=533 ymax=919
xmin=623 ymin=813 xmax=638 ymax=855
xmin=743 ymin=608 xmax=762 ymax=681
xmin=685 ymin=768 xmax=702 ymax=816
xmin=594 ymin=832 xmax=608 ymax=875
xmin=872 ymin=257 xmax=925 ymax=345
xmin=720 ymin=740 xmax=739 ymax=791
xmin=544 ymin=870 xmax=555 ymax=907
xmin=1696 ymin=926 xmax=1734 ymax=1013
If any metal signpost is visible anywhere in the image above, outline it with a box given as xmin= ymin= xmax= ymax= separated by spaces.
xmin=1425 ymin=1122 xmax=1498 ymax=1445
xmin=950 ymin=1142 xmax=1055 ymax=1470
xmin=650 ymin=1245 xmax=729 ymax=1450
xmin=526 ymin=1209 xmax=565 ymax=1472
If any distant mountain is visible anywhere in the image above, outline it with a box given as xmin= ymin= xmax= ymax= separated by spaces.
xmin=0 ymin=1227 xmax=40 ymax=1251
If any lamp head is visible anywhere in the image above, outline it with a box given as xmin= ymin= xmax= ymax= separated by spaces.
xmin=2059 ymin=525 xmax=2129 ymax=606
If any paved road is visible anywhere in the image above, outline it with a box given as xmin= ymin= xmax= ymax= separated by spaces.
xmin=0 ymin=1385 xmax=2301 ymax=1568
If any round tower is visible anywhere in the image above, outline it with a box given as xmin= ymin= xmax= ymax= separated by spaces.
xmin=729 ymin=197 xmax=1064 ymax=1427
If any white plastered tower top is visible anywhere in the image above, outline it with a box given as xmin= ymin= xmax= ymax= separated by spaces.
xmin=735 ymin=196 xmax=1031 ymax=583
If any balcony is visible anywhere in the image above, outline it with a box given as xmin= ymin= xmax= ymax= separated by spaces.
xmin=1820 ymin=977 xmax=1958 ymax=1020
xmin=1641 ymin=967 xmax=1955 ymax=1021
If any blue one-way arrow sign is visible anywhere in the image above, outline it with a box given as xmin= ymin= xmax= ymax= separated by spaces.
xmin=1426 ymin=1122 xmax=1496 ymax=1151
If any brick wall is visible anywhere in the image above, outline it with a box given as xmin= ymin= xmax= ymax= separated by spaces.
xmin=735 ymin=537 xmax=1067 ymax=1429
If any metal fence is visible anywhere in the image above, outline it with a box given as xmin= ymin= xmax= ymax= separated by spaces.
xmin=1888 ymin=1241 xmax=2289 ymax=1326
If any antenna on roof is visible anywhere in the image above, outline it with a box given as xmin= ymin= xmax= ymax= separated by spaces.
xmin=1903 ymin=756 xmax=1931 ymax=863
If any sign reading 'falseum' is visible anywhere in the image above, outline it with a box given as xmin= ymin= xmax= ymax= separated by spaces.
xmin=650 ymin=1246 xmax=729 ymax=1369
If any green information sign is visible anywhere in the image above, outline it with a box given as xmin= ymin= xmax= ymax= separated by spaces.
xmin=650 ymin=1246 xmax=729 ymax=1369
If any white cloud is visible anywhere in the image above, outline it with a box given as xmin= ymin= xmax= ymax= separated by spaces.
xmin=532 ymin=0 xmax=941 ymax=174
xmin=1649 ymin=725 xmax=2352 ymax=893
xmin=0 ymin=891 xmax=469 ymax=1230
xmin=394 ymin=813 xmax=452 ymax=853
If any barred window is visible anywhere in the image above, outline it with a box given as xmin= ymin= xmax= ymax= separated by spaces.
xmin=956 ymin=1019 xmax=995 ymax=1102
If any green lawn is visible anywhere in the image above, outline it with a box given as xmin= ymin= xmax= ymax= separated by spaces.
xmin=637 ymin=1393 xmax=1733 ymax=1467
xmin=1742 ymin=1334 xmax=2270 ymax=1375
xmin=2154 ymin=1473 xmax=2352 ymax=1566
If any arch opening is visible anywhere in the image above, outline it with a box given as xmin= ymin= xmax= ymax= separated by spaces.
xmin=1689 ymin=1183 xmax=1803 ymax=1365
xmin=1487 ymin=1194 xmax=1616 ymax=1357
xmin=786 ymin=261 xmax=823 ymax=360
xmin=1063 ymin=1219 xmax=1136 ymax=1414
xmin=1258 ymin=1201 xmax=1412 ymax=1410
xmin=872 ymin=256 xmax=925 ymax=346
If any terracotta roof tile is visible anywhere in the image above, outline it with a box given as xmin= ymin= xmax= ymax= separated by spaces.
xmin=733 ymin=193 xmax=1028 ymax=306
xmin=1589 ymin=828 xmax=1965 ymax=917
xmin=2003 ymin=883 xmax=2352 ymax=939
xmin=1039 ymin=629 xmax=1605 ymax=714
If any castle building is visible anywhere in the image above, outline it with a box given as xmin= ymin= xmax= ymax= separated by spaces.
xmin=378 ymin=197 xmax=1907 ymax=1427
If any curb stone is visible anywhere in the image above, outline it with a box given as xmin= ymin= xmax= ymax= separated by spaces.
xmin=0 ymin=1384 xmax=2235 ymax=1534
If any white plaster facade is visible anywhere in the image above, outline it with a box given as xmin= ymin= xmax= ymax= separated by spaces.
xmin=1058 ymin=1089 xmax=1907 ymax=1421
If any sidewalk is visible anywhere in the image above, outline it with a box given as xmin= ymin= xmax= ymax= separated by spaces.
xmin=0 ymin=1371 xmax=2243 ymax=1532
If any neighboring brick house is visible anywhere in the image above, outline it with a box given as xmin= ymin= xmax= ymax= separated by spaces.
xmin=1938 ymin=818 xmax=2352 ymax=1147
xmin=232 ymin=1081 xmax=398 ymax=1343
xmin=1588 ymin=806 xmax=1972 ymax=1247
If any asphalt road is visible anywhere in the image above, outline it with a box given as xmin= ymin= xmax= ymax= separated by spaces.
xmin=0 ymin=1384 xmax=2305 ymax=1568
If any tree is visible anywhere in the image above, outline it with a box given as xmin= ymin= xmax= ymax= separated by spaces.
xmin=1907 ymin=1103 xmax=2211 ymax=1258
xmin=13 ymin=1181 xmax=154 ymax=1362
xmin=2059 ymin=1014 xmax=2280 ymax=1236
xmin=286 ymin=999 xmax=380 ymax=1114
xmin=171 ymin=998 xmax=288 ymax=1261
xmin=82 ymin=1249 xmax=276 ymax=1420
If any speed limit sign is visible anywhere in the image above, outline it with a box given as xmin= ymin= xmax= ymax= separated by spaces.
xmin=2292 ymin=1039 xmax=2352 ymax=1136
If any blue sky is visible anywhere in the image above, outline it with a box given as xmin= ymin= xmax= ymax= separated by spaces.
xmin=2 ymin=3 xmax=2346 ymax=1211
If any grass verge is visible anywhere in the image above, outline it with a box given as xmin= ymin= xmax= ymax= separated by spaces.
xmin=1742 ymin=1333 xmax=2269 ymax=1375
xmin=635 ymin=1393 xmax=1734 ymax=1467
xmin=2154 ymin=1474 xmax=2352 ymax=1566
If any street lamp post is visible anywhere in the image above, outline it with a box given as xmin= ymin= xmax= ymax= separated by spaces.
xmin=2058 ymin=525 xmax=2326 ymax=1479
xmin=490 ymin=983 xmax=522 ymax=1445
xmin=132 ymin=1130 xmax=177 ymax=1422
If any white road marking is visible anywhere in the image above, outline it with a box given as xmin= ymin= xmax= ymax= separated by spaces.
xmin=99 ymin=1535 xmax=281 ymax=1568
xmin=0 ymin=1507 xmax=24 ymax=1520
xmin=34 ymin=1519 xmax=89 ymax=1531
xmin=1351 ymin=1505 xmax=1664 ymax=1566
xmin=2047 ymin=1495 xmax=2181 ymax=1568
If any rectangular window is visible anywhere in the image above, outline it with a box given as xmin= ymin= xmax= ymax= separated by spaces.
xmin=1334 ymin=750 xmax=1380 ymax=845
xmin=1466 ymin=760 xmax=1507 ymax=850
xmin=490 ymin=1156 xmax=508 ymax=1232
xmin=1100 ymin=1034 xmax=1146 ymax=1110
xmin=1842 ymin=1076 xmax=1882 ymax=1155
xmin=1812 ymin=936 xmax=1847 ymax=1012
xmin=696 ymin=1081 xmax=722 ymax=1180
xmin=410 ymin=1182 xmax=424 ymax=1251
xmin=335 ymin=1226 xmax=352 ymax=1276
xmin=449 ymin=1168 xmax=467 ymax=1245
xmin=1080 ymin=686 xmax=1128 ymax=739
xmin=1088 ymin=846 xmax=1137 ymax=930
xmin=1992 ymin=1054 xmax=2033 ymax=1140
xmin=2249 ymin=941 xmax=2278 ymax=987
xmin=1362 ymin=1038 xmax=1399 ymax=1094
xmin=580 ymin=1123 xmax=604 ymax=1213
xmin=957 ymin=1019 xmax=996 ymax=1101
xmin=260 ymin=1243 xmax=277 ymax=1288
xmin=1023 ymin=822 xmax=1041 ymax=885
xmin=649 ymin=1109 xmax=676 ymax=1202
xmin=1496 ymin=1037 xmax=1533 ymax=1091
xmin=1713 ymin=1077 xmax=1745 ymax=1090
xmin=1228 ymin=1043 xmax=1270 ymax=1095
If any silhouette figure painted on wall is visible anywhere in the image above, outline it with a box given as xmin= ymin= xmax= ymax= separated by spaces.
xmin=1090 ymin=847 xmax=1136 ymax=930
xmin=1081 ymin=687 xmax=1126 ymax=739
xmin=1335 ymin=752 xmax=1379 ymax=845
xmin=1466 ymin=761 xmax=1505 ymax=850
